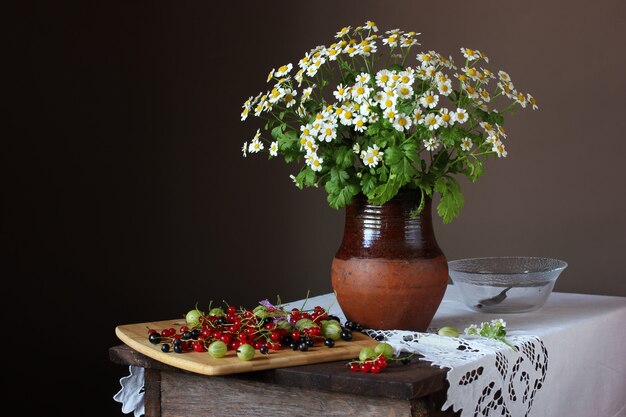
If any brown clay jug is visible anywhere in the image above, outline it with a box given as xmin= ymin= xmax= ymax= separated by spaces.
xmin=331 ymin=190 xmax=448 ymax=331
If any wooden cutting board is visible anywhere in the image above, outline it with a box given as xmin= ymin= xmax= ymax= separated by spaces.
xmin=115 ymin=318 xmax=379 ymax=376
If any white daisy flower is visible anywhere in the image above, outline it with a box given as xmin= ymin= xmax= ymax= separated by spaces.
xmin=344 ymin=42 xmax=360 ymax=57
xmin=498 ymin=81 xmax=516 ymax=99
xmin=306 ymin=64 xmax=319 ymax=78
xmin=353 ymin=115 xmax=367 ymax=132
xmin=393 ymin=113 xmax=412 ymax=131
xmin=424 ymin=113 xmax=442 ymax=131
xmin=325 ymin=47 xmax=340 ymax=61
xmin=241 ymin=142 xmax=247 ymax=157
xmin=480 ymin=121 xmax=496 ymax=135
xmin=282 ymin=88 xmax=297 ymax=108
xmin=460 ymin=47 xmax=480 ymax=61
xmin=358 ymin=39 xmax=377 ymax=56
xmin=268 ymin=87 xmax=284 ymax=104
xmin=308 ymin=153 xmax=324 ymax=172
xmin=249 ymin=137 xmax=264 ymax=154
xmin=452 ymin=108 xmax=469 ymax=124
xmin=460 ymin=137 xmax=473 ymax=151
xmin=439 ymin=108 xmax=453 ymax=127
xmin=463 ymin=66 xmax=480 ymax=82
xmin=359 ymin=102 xmax=372 ymax=116
xmin=375 ymin=70 xmax=393 ymax=88
xmin=396 ymin=83 xmax=414 ymax=99
xmin=301 ymin=87 xmax=313 ymax=102
xmin=492 ymin=140 xmax=507 ymax=158
xmin=400 ymin=35 xmax=418 ymax=48
xmin=368 ymin=112 xmax=379 ymax=124
xmin=479 ymin=88 xmax=491 ymax=103
xmin=382 ymin=33 xmax=399 ymax=47
xmin=318 ymin=123 xmax=337 ymax=142
xmin=334 ymin=84 xmax=349 ymax=102
xmin=336 ymin=26 xmax=351 ymax=38
xmin=420 ymin=92 xmax=439 ymax=109
xmin=515 ymin=92 xmax=528 ymax=108
xmin=416 ymin=52 xmax=435 ymax=65
xmin=398 ymin=70 xmax=415 ymax=86
xmin=423 ymin=138 xmax=440 ymax=151
xmin=463 ymin=84 xmax=479 ymax=100
xmin=498 ymin=70 xmax=511 ymax=83
xmin=356 ymin=72 xmax=371 ymax=84
xmin=437 ymin=81 xmax=452 ymax=96
xmin=379 ymin=94 xmax=397 ymax=110
xmin=365 ymin=21 xmax=378 ymax=32
xmin=485 ymin=134 xmax=499 ymax=145
xmin=353 ymin=142 xmax=361 ymax=154
xmin=384 ymin=108 xmax=397 ymax=122
xmin=351 ymin=83 xmax=372 ymax=103
xmin=527 ymin=93 xmax=538 ymax=110
xmin=294 ymin=69 xmax=305 ymax=86
xmin=274 ymin=64 xmax=293 ymax=78
xmin=339 ymin=108 xmax=355 ymax=126
xmin=413 ymin=107 xmax=424 ymax=125
xmin=361 ymin=145 xmax=384 ymax=168
xmin=269 ymin=141 xmax=279 ymax=156
xmin=496 ymin=124 xmax=507 ymax=138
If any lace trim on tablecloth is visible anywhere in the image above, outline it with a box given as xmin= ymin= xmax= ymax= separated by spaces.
xmin=113 ymin=366 xmax=145 ymax=417
xmin=364 ymin=329 xmax=548 ymax=417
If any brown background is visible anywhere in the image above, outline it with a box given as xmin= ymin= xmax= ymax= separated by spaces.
xmin=5 ymin=0 xmax=626 ymax=415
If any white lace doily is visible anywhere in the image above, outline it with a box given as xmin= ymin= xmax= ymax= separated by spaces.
xmin=113 ymin=366 xmax=145 ymax=417
xmin=363 ymin=329 xmax=547 ymax=417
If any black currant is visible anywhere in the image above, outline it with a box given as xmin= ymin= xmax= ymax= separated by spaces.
xmin=354 ymin=323 xmax=364 ymax=332
xmin=173 ymin=338 xmax=182 ymax=347
xmin=290 ymin=342 xmax=299 ymax=351
xmin=191 ymin=329 xmax=200 ymax=339
xmin=173 ymin=344 xmax=184 ymax=353
xmin=305 ymin=338 xmax=315 ymax=347
xmin=327 ymin=315 xmax=341 ymax=323
xmin=259 ymin=345 xmax=269 ymax=355
xmin=341 ymin=330 xmax=353 ymax=341
xmin=298 ymin=343 xmax=309 ymax=352
xmin=161 ymin=343 xmax=171 ymax=353
xmin=181 ymin=331 xmax=192 ymax=340
xmin=217 ymin=317 xmax=227 ymax=325
xmin=283 ymin=335 xmax=293 ymax=345
xmin=344 ymin=321 xmax=355 ymax=330
xmin=148 ymin=333 xmax=161 ymax=344
xmin=324 ymin=338 xmax=335 ymax=348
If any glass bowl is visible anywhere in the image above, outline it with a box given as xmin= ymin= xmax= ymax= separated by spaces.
xmin=448 ymin=257 xmax=568 ymax=313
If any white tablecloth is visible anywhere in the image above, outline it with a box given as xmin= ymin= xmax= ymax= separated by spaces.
xmin=115 ymin=286 xmax=626 ymax=417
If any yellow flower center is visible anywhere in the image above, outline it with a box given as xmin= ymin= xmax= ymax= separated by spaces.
xmin=400 ymin=87 xmax=410 ymax=95
xmin=442 ymin=114 xmax=451 ymax=122
xmin=467 ymin=68 xmax=477 ymax=77
xmin=426 ymin=96 xmax=434 ymax=103
xmin=284 ymin=94 xmax=293 ymax=102
xmin=457 ymin=112 xmax=466 ymax=120
xmin=357 ymin=87 xmax=365 ymax=95
xmin=278 ymin=65 xmax=288 ymax=73
xmin=344 ymin=111 xmax=353 ymax=119
xmin=398 ymin=118 xmax=407 ymax=126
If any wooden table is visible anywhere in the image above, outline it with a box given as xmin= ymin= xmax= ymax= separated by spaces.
xmin=110 ymin=344 xmax=460 ymax=417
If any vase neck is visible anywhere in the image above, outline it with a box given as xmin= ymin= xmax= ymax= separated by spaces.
xmin=335 ymin=191 xmax=443 ymax=259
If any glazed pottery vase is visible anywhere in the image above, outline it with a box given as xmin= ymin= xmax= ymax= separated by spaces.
xmin=331 ymin=190 xmax=448 ymax=331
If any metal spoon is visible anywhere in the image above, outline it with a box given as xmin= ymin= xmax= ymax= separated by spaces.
xmin=474 ymin=287 xmax=513 ymax=309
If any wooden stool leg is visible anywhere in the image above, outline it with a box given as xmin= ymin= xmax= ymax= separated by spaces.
xmin=144 ymin=368 xmax=161 ymax=417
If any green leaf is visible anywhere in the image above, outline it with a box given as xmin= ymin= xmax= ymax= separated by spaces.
xmin=334 ymin=147 xmax=354 ymax=170
xmin=271 ymin=124 xmax=285 ymax=140
xmin=360 ymin=172 xmax=377 ymax=195
xmin=434 ymin=177 xmax=464 ymax=224
xmin=327 ymin=183 xmax=359 ymax=209
xmin=368 ymin=175 xmax=401 ymax=205
xmin=387 ymin=63 xmax=404 ymax=72
xmin=384 ymin=146 xmax=403 ymax=166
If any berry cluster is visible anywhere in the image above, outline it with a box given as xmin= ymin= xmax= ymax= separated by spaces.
xmin=346 ymin=342 xmax=413 ymax=373
xmin=146 ymin=301 xmax=360 ymax=360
